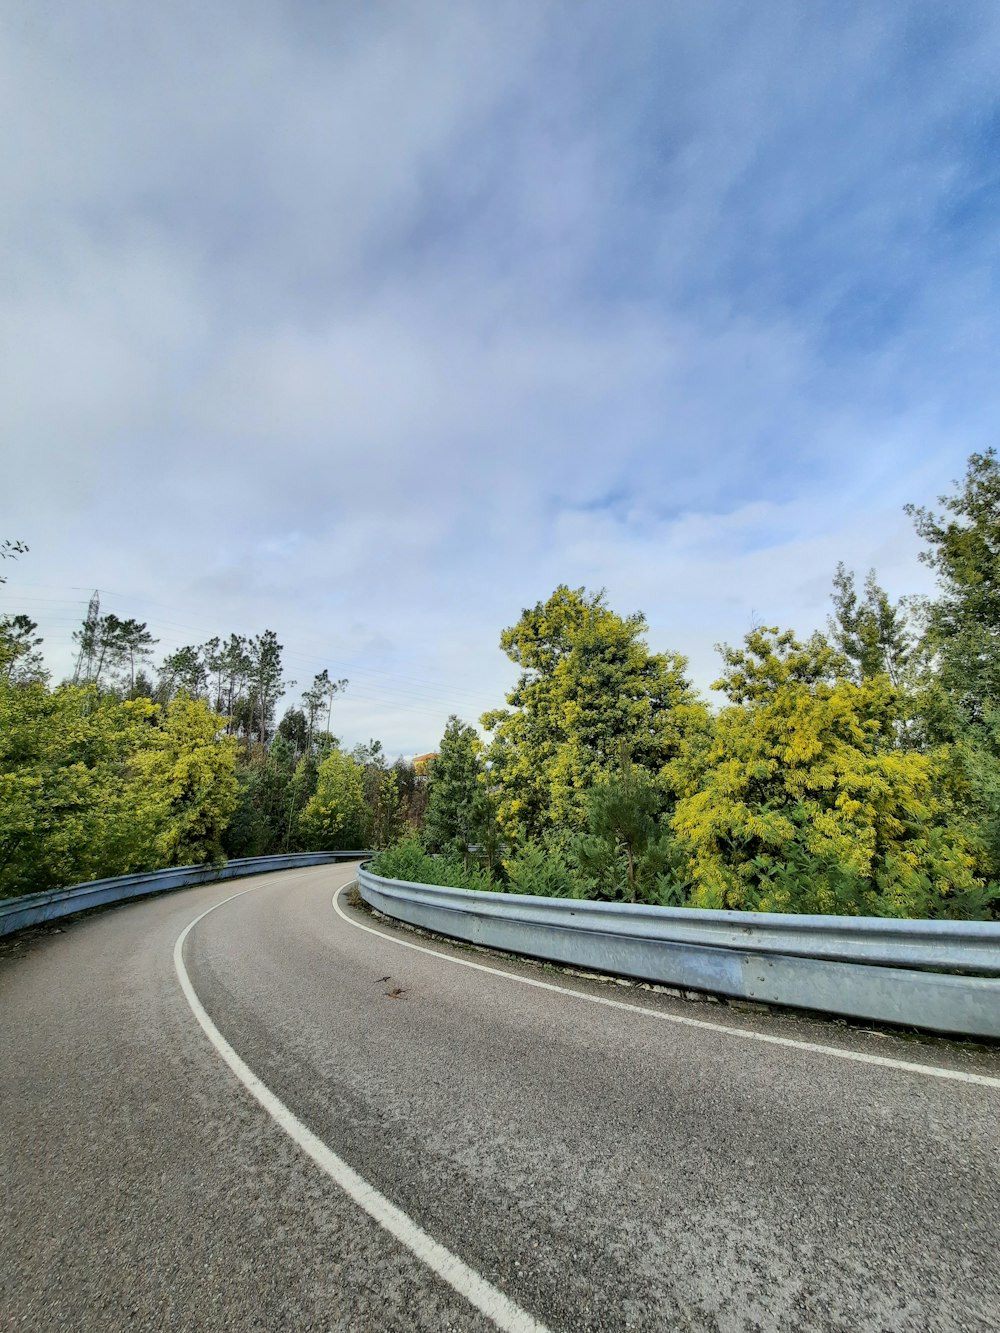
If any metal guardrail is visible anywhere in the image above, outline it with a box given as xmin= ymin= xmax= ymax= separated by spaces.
xmin=357 ymin=866 xmax=1000 ymax=1039
xmin=0 ymin=851 xmax=371 ymax=938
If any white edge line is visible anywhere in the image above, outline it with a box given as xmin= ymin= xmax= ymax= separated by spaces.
xmin=174 ymin=879 xmax=550 ymax=1333
xmin=335 ymin=883 xmax=1000 ymax=1091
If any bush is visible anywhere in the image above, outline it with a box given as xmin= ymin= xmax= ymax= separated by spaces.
xmin=501 ymin=837 xmax=583 ymax=898
xmin=370 ymin=835 xmax=495 ymax=893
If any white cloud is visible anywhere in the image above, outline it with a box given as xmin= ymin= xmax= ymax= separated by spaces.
xmin=3 ymin=2 xmax=999 ymax=752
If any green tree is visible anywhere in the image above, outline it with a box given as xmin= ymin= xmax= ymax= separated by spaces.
xmin=285 ymin=750 xmax=321 ymax=848
xmin=277 ymin=706 xmax=309 ymax=756
xmin=482 ymin=586 xmax=705 ymax=837
xmin=204 ymin=634 xmax=251 ymax=730
xmin=158 ymin=645 xmax=209 ymax=702
xmin=906 ymin=450 xmax=1000 ymax=734
xmin=224 ymin=746 xmax=291 ymax=857
xmin=827 ymin=563 xmax=911 ymax=687
xmin=246 ymin=630 xmax=291 ymax=744
xmin=115 ymin=618 xmax=159 ymax=693
xmin=904 ymin=451 xmax=1000 ymax=883
xmin=302 ymin=670 xmax=347 ymax=749
xmin=298 ymin=748 xmax=368 ymax=849
xmin=391 ymin=757 xmax=428 ymax=830
xmin=352 ymin=740 xmax=404 ymax=850
xmin=0 ymin=614 xmax=49 ymax=685
xmin=570 ymin=747 xmax=686 ymax=904
xmin=70 ymin=608 xmax=157 ymax=692
xmin=423 ymin=716 xmax=490 ymax=859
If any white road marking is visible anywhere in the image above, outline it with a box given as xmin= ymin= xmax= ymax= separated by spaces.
xmin=334 ymin=884 xmax=1000 ymax=1091
xmin=174 ymin=881 xmax=550 ymax=1333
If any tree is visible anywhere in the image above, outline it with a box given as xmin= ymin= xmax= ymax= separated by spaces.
xmin=246 ymin=630 xmax=291 ymax=745
xmin=903 ymin=450 xmax=1000 ymax=882
xmin=136 ymin=697 xmax=238 ymax=866
xmin=158 ymin=645 xmax=209 ymax=702
xmin=130 ymin=669 xmax=157 ymax=701
xmin=224 ymin=745 xmax=291 ymax=858
xmin=298 ymin=748 xmax=368 ymax=849
xmin=0 ymin=683 xmax=164 ymax=896
xmin=482 ymin=586 xmax=706 ymax=837
xmin=302 ymin=670 xmax=347 ymax=749
xmin=277 ymin=706 xmax=309 ymax=756
xmin=570 ymin=745 xmax=683 ymax=904
xmin=285 ymin=750 xmax=321 ymax=849
xmin=70 ymin=606 xmax=157 ymax=691
xmin=391 ymin=757 xmax=428 ymax=829
xmin=349 ymin=740 xmax=403 ymax=849
xmin=114 ymin=618 xmax=159 ymax=693
xmin=0 ymin=615 xmax=48 ymax=685
xmin=423 ymin=716 xmax=489 ymax=858
xmin=672 ymin=627 xmax=987 ymax=917
xmin=906 ymin=449 xmax=1000 ymax=734
xmin=203 ymin=634 xmax=251 ymax=729
xmin=827 ymin=563 xmax=911 ymax=687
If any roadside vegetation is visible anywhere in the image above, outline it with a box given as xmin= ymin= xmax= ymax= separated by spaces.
xmin=373 ymin=451 xmax=1000 ymax=920
xmin=4 ymin=451 xmax=1000 ymax=918
xmin=0 ymin=553 xmax=423 ymax=897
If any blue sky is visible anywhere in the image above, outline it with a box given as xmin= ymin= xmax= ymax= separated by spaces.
xmin=3 ymin=1 xmax=999 ymax=752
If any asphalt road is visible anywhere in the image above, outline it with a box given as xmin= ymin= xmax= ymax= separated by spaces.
xmin=2 ymin=863 xmax=998 ymax=1332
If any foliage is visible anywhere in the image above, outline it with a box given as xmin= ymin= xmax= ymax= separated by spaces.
xmin=204 ymin=634 xmax=252 ymax=723
xmin=672 ymin=628 xmax=986 ymax=917
xmin=0 ymin=539 xmax=28 ymax=581
xmin=423 ymin=716 xmax=491 ymax=856
xmin=11 ymin=454 xmax=1000 ymax=923
xmin=224 ymin=746 xmax=291 ymax=858
xmin=353 ymin=740 xmax=405 ymax=849
xmin=159 ymin=645 xmax=209 ymax=702
xmin=391 ymin=756 xmax=429 ymax=830
xmin=905 ymin=448 xmax=1000 ymax=731
xmin=482 ymin=586 xmax=705 ymax=838
xmin=302 ymin=670 xmax=348 ymax=748
xmin=1 ymin=683 xmax=154 ymax=896
xmin=827 ymin=563 xmax=911 ymax=686
xmin=501 ymin=836 xmax=582 ymax=898
xmin=135 ymin=696 xmax=238 ymax=866
xmin=902 ymin=450 xmax=1000 ymax=885
xmin=277 ymin=706 xmax=309 ymax=755
xmin=70 ymin=600 xmax=158 ymax=692
xmin=242 ymin=630 xmax=292 ymax=744
xmin=0 ymin=615 xmax=49 ymax=686
xmin=571 ymin=750 xmax=662 ymax=901
xmin=370 ymin=834 xmax=495 ymax=893
xmin=298 ymin=747 xmax=369 ymax=850
xmin=570 ymin=753 xmax=691 ymax=905
xmin=0 ymin=682 xmax=237 ymax=896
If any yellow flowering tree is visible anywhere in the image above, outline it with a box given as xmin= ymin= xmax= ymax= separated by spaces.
xmin=672 ymin=628 xmax=987 ymax=917
xmin=1 ymin=684 xmax=161 ymax=895
xmin=0 ymin=682 xmax=237 ymax=896
xmin=482 ymin=586 xmax=708 ymax=839
xmin=136 ymin=695 xmax=238 ymax=866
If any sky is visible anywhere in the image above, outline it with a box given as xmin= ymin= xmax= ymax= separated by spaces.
xmin=3 ymin=1 xmax=999 ymax=755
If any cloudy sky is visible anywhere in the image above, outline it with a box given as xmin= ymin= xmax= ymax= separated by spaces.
xmin=3 ymin=1 xmax=998 ymax=754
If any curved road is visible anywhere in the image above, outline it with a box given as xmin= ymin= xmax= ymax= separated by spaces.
xmin=2 ymin=863 xmax=998 ymax=1332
